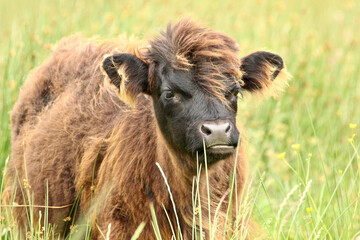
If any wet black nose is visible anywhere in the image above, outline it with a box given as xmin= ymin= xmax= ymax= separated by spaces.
xmin=199 ymin=120 xmax=233 ymax=146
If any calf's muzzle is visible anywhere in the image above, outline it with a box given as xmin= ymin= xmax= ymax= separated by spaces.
xmin=199 ymin=120 xmax=238 ymax=155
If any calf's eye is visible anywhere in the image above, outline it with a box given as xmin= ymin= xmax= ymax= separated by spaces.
xmin=164 ymin=90 xmax=175 ymax=99
xmin=162 ymin=90 xmax=182 ymax=103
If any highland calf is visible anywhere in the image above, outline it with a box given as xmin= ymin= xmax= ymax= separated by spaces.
xmin=4 ymin=20 xmax=289 ymax=239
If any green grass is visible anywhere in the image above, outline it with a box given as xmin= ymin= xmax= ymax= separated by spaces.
xmin=0 ymin=0 xmax=359 ymax=239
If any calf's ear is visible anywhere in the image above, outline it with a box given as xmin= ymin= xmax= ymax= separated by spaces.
xmin=102 ymin=53 xmax=149 ymax=106
xmin=240 ymin=51 xmax=290 ymax=97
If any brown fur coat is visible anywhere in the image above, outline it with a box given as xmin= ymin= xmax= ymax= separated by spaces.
xmin=4 ymin=36 xmax=248 ymax=239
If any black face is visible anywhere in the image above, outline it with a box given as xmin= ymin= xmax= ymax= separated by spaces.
xmin=152 ymin=64 xmax=240 ymax=165
xmin=102 ymin=50 xmax=285 ymax=165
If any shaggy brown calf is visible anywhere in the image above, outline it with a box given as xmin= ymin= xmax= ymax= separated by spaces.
xmin=4 ymin=20 xmax=289 ymax=239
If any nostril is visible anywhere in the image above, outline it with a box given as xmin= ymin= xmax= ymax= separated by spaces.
xmin=200 ymin=125 xmax=212 ymax=136
xmin=225 ymin=123 xmax=231 ymax=133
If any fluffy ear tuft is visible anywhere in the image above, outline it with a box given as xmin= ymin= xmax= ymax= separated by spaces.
xmin=240 ymin=51 xmax=291 ymax=98
xmin=102 ymin=53 xmax=149 ymax=106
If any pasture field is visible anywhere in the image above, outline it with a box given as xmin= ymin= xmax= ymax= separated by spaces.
xmin=0 ymin=0 xmax=359 ymax=239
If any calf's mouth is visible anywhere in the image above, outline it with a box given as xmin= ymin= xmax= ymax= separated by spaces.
xmin=206 ymin=144 xmax=235 ymax=155
xmin=194 ymin=143 xmax=237 ymax=165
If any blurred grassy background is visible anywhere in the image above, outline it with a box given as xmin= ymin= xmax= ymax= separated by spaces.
xmin=0 ymin=0 xmax=359 ymax=239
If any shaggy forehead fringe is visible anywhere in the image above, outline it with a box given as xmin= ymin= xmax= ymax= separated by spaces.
xmin=146 ymin=19 xmax=242 ymax=101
